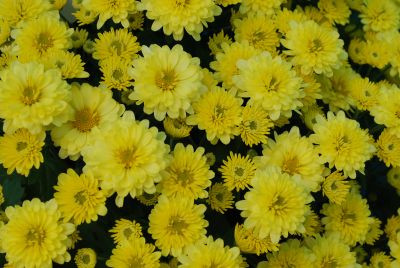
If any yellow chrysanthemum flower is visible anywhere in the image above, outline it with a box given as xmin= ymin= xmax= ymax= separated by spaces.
xmin=100 ymin=56 xmax=133 ymax=91
xmin=219 ymin=152 xmax=256 ymax=191
xmin=0 ymin=61 xmax=71 ymax=134
xmin=348 ymin=75 xmax=379 ymax=111
xmin=159 ymin=143 xmax=214 ymax=199
xmin=234 ymin=224 xmax=280 ymax=255
xmin=362 ymin=38 xmax=392 ymax=69
xmin=178 ymin=236 xmax=247 ymax=268
xmin=322 ymin=171 xmax=350 ymax=205
xmin=210 ymin=41 xmax=260 ymax=89
xmin=300 ymin=207 xmax=323 ymax=237
xmin=43 ymin=50 xmax=89 ymax=79
xmin=208 ymin=30 xmax=233 ymax=55
xmin=187 ymin=87 xmax=243 ymax=144
xmin=310 ymin=111 xmax=376 ymax=178
xmin=73 ymin=7 xmax=98 ymax=25
xmin=0 ymin=198 xmax=75 ymax=268
xmin=75 ymin=248 xmax=97 ymax=268
xmin=239 ymin=0 xmax=287 ymax=16
xmin=305 ymin=234 xmax=359 ymax=267
xmin=82 ymin=0 xmax=137 ymax=29
xmin=12 ymin=12 xmax=73 ymax=63
xmin=275 ymin=8 xmax=308 ymax=35
xmin=369 ymin=252 xmax=393 ymax=268
xmin=295 ymin=69 xmax=322 ymax=107
xmin=207 ymin=183 xmax=234 ymax=213
xmin=256 ymin=127 xmax=324 ymax=192
xmin=302 ymin=6 xmax=332 ymax=27
xmin=389 ymin=232 xmax=400 ymax=261
xmin=0 ymin=128 xmax=45 ymax=177
xmin=301 ymin=104 xmax=325 ymax=130
xmin=81 ymin=111 xmax=170 ymax=207
xmin=54 ymin=169 xmax=107 ymax=225
xmin=148 ymin=195 xmax=208 ymax=257
xmin=127 ymin=11 xmax=144 ymax=30
xmin=163 ymin=116 xmax=193 ymax=139
xmin=68 ymin=230 xmax=82 ymax=250
xmin=360 ymin=0 xmax=399 ymax=33
xmin=51 ymin=83 xmax=124 ymax=160
xmin=106 ymin=237 xmax=161 ymax=267
xmin=239 ymin=104 xmax=273 ymax=147
xmin=318 ymin=0 xmax=351 ymax=25
xmin=136 ymin=192 xmax=161 ymax=206
xmin=233 ymin=52 xmax=304 ymax=120
xmin=365 ymin=217 xmax=383 ymax=245
xmin=281 ymin=20 xmax=347 ymax=77
xmin=0 ymin=45 xmax=16 ymax=71
xmin=236 ymin=167 xmax=313 ymax=243
xmin=0 ymin=0 xmax=50 ymax=27
xmin=321 ymin=193 xmax=373 ymax=246
xmin=128 ymin=44 xmax=205 ymax=121
xmin=388 ymin=167 xmax=400 ymax=193
xmin=370 ymin=86 xmax=400 ymax=132
xmin=138 ymin=0 xmax=222 ymax=41
xmin=377 ymin=128 xmax=400 ymax=167
xmin=93 ymin=28 xmax=140 ymax=62
xmin=109 ymin=218 xmax=142 ymax=245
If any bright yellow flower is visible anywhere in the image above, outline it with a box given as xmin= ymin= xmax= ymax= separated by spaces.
xmin=136 ymin=192 xmax=161 ymax=206
xmin=318 ymin=0 xmax=351 ymax=25
xmin=75 ymin=248 xmax=97 ymax=268
xmin=127 ymin=11 xmax=145 ymax=30
xmin=109 ymin=218 xmax=142 ymax=245
xmin=43 ymin=50 xmax=89 ymax=79
xmin=365 ymin=217 xmax=383 ymax=245
xmin=0 ymin=0 xmax=50 ymax=27
xmin=275 ymin=8 xmax=308 ymax=35
xmin=239 ymin=0 xmax=287 ymax=16
xmin=322 ymin=171 xmax=350 ymax=205
xmin=163 ymin=116 xmax=193 ymax=139
xmin=369 ymin=252 xmax=393 ymax=268
xmin=208 ymin=30 xmax=233 ymax=55
xmin=370 ymin=85 xmax=400 ymax=132
xmin=234 ymin=224 xmax=280 ymax=255
xmin=219 ymin=152 xmax=256 ymax=191
xmin=207 ymin=183 xmax=234 ymax=213
xmin=100 ymin=56 xmax=133 ymax=91
xmin=73 ymin=7 xmax=98 ymax=25
xmin=388 ymin=167 xmax=400 ymax=193
xmin=360 ymin=0 xmax=399 ymax=32
xmin=348 ymin=75 xmax=379 ymax=111
xmin=239 ymin=104 xmax=273 ymax=147
xmin=377 ymin=128 xmax=400 ymax=167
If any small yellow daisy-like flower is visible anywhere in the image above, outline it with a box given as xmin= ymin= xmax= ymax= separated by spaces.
xmin=68 ymin=229 xmax=82 ymax=250
xmin=54 ymin=169 xmax=107 ymax=225
xmin=93 ymin=28 xmax=140 ymax=62
xmin=159 ymin=143 xmax=214 ymax=199
xmin=233 ymin=52 xmax=304 ymax=120
xmin=370 ymin=85 xmax=400 ymax=132
xmin=148 ymin=195 xmax=208 ymax=257
xmin=163 ymin=116 xmax=193 ymax=139
xmin=71 ymin=28 xmax=88 ymax=48
xmin=239 ymin=0 xmax=287 ymax=16
xmin=127 ymin=11 xmax=145 ymax=30
xmin=281 ymin=20 xmax=347 ymax=77
xmin=109 ymin=218 xmax=142 ymax=245
xmin=73 ymin=7 xmax=98 ymax=25
xmin=233 ymin=15 xmax=279 ymax=54
xmin=43 ymin=50 xmax=89 ymax=79
xmin=129 ymin=44 xmax=206 ymax=121
xmin=348 ymin=75 xmax=379 ymax=111
xmin=178 ymin=236 xmax=247 ymax=268
xmin=310 ymin=111 xmax=376 ymax=179
xmin=207 ymin=183 xmax=234 ymax=213
xmin=365 ymin=217 xmax=383 ymax=245
xmin=388 ymin=167 xmax=400 ymax=193
xmin=12 ymin=13 xmax=73 ymax=63
xmin=318 ymin=0 xmax=351 ymax=25
xmin=300 ymin=207 xmax=323 ymax=237
xmin=385 ymin=214 xmax=400 ymax=242
xmin=0 ymin=0 xmax=50 ymax=27
xmin=205 ymin=152 xmax=216 ymax=166
xmin=100 ymin=56 xmax=133 ymax=91
xmin=370 ymin=252 xmax=393 ymax=268
xmin=0 ymin=128 xmax=45 ymax=177
xmin=138 ymin=0 xmax=222 ymax=41
xmin=187 ymin=87 xmax=243 ymax=145
xmin=360 ymin=0 xmax=399 ymax=33
xmin=322 ymin=171 xmax=350 ymax=205
xmin=257 ymin=127 xmax=324 ymax=192
xmin=219 ymin=152 xmax=256 ymax=191
xmin=81 ymin=111 xmax=171 ymax=207
xmin=51 ymin=83 xmax=124 ymax=160
xmin=234 ymin=224 xmax=280 ymax=255
xmin=0 ymin=198 xmax=75 ymax=268
xmin=106 ymin=237 xmax=161 ymax=268
xmin=348 ymin=38 xmax=367 ymax=65
xmin=275 ymin=8 xmax=308 ymax=35
xmin=0 ymin=45 xmax=16 ymax=71
xmin=389 ymin=232 xmax=400 ymax=261
xmin=201 ymin=68 xmax=218 ymax=90
xmin=321 ymin=193 xmax=373 ymax=246
xmin=377 ymin=128 xmax=400 ymax=167
xmin=75 ymin=248 xmax=97 ymax=268
xmin=363 ymin=38 xmax=392 ymax=69
xmin=82 ymin=0 xmax=137 ymax=29
xmin=239 ymin=104 xmax=273 ymax=147
xmin=301 ymin=104 xmax=325 ymax=130
xmin=210 ymin=41 xmax=260 ymax=89
xmin=236 ymin=167 xmax=313 ymax=243
xmin=136 ymin=192 xmax=160 ymax=206
xmin=208 ymin=30 xmax=233 ymax=56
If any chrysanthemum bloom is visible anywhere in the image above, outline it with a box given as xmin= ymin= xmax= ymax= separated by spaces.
xmin=0 ymin=128 xmax=45 ymax=177
xmin=274 ymin=8 xmax=308 ymax=35
xmin=100 ymin=56 xmax=133 ymax=91
xmin=82 ymin=0 xmax=137 ymax=29
xmin=75 ymin=248 xmax=97 ymax=268
xmin=362 ymin=38 xmax=392 ymax=69
xmin=321 ymin=193 xmax=373 ymax=246
xmin=0 ymin=45 xmax=17 ymax=69
xmin=370 ymin=86 xmax=400 ymax=132
xmin=322 ymin=171 xmax=350 ymax=205
xmin=210 ymin=42 xmax=260 ymax=89
xmin=369 ymin=252 xmax=393 ymax=268
xmin=106 ymin=237 xmax=161 ymax=267
xmin=318 ymin=0 xmax=351 ymax=25
xmin=43 ymin=50 xmax=89 ymax=79
xmin=93 ymin=28 xmax=140 ymax=62
xmin=178 ymin=236 xmax=247 ymax=268
xmin=54 ymin=169 xmax=107 ymax=225
xmin=299 ymin=207 xmax=323 ymax=237
xmin=256 ymin=127 xmax=324 ymax=192
xmin=360 ymin=0 xmax=399 ymax=33
xmin=208 ymin=30 xmax=233 ymax=55
xmin=389 ymin=232 xmax=400 ymax=261
xmin=163 ymin=116 xmax=193 ymax=139
xmin=234 ymin=224 xmax=279 ymax=255
xmin=127 ymin=11 xmax=144 ymax=30
xmin=239 ymin=105 xmax=273 ymax=147
xmin=187 ymin=87 xmax=242 ymax=145
xmin=51 ymin=83 xmax=124 ymax=160
xmin=233 ymin=52 xmax=304 ymax=120
xmin=364 ymin=217 xmax=383 ymax=245
xmin=259 ymin=239 xmax=315 ymax=268
xmin=0 ymin=198 xmax=75 ymax=268
xmin=219 ymin=152 xmax=256 ymax=191
xmin=73 ymin=7 xmax=98 ymax=25
xmin=388 ymin=167 xmax=400 ymax=193
xmin=11 ymin=12 xmax=73 ymax=63
xmin=0 ymin=61 xmax=71 ymax=134
xmin=136 ymin=192 xmax=161 ymax=206
xmin=348 ymin=75 xmax=379 ymax=111
xmin=148 ymin=195 xmax=208 ymax=257
xmin=159 ymin=143 xmax=214 ymax=199
xmin=301 ymin=104 xmax=325 ymax=131
xmin=68 ymin=230 xmax=82 ymax=250
xmin=305 ymin=234 xmax=359 ymax=267
xmin=377 ymin=128 xmax=400 ymax=167
xmin=129 ymin=44 xmax=206 ymax=121
xmin=207 ymin=183 xmax=234 ymax=213
xmin=295 ymin=69 xmax=322 ymax=107
xmin=109 ymin=218 xmax=142 ymax=245
xmin=138 ymin=0 xmax=221 ymax=41
xmin=239 ymin=0 xmax=286 ymax=16
xmin=310 ymin=111 xmax=376 ymax=179
xmin=0 ymin=0 xmax=50 ymax=27
xmin=281 ymin=20 xmax=347 ymax=77
xmin=81 ymin=111 xmax=170 ymax=207
xmin=236 ymin=167 xmax=313 ymax=243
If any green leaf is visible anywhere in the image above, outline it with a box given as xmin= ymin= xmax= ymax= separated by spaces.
xmin=0 ymin=167 xmax=24 ymax=207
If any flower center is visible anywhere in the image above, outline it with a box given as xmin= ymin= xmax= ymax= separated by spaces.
xmin=26 ymin=227 xmax=46 ymax=246
xmin=128 ymin=257 xmax=144 ymax=267
xmin=72 ymin=108 xmax=100 ymax=133
xmin=21 ymin=85 xmax=41 ymax=105
xmin=177 ymin=169 xmax=193 ymax=186
xmin=123 ymin=227 xmax=133 ymax=239
xmin=36 ymin=32 xmax=54 ymax=53
xmin=168 ymin=217 xmax=188 ymax=235
xmin=16 ymin=141 xmax=28 ymax=151
xmin=155 ymin=69 xmax=177 ymax=91
xmin=234 ymin=167 xmax=244 ymax=177
xmin=264 ymin=76 xmax=280 ymax=92
xmin=111 ymin=40 xmax=123 ymax=55
xmin=282 ymin=156 xmax=299 ymax=175
xmin=248 ymin=120 xmax=257 ymax=130
xmin=112 ymin=69 xmax=123 ymax=80
xmin=309 ymin=39 xmax=323 ymax=53
xmin=82 ymin=254 xmax=91 ymax=264
xmin=117 ymin=147 xmax=137 ymax=169
xmin=74 ymin=190 xmax=88 ymax=205
xmin=321 ymin=257 xmax=338 ymax=268
xmin=175 ymin=0 xmax=189 ymax=8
